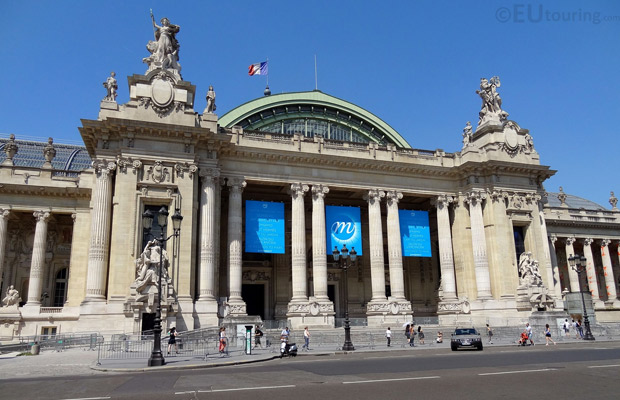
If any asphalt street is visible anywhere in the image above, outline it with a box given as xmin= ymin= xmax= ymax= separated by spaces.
xmin=1 ymin=342 xmax=619 ymax=400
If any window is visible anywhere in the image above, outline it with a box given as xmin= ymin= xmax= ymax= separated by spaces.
xmin=53 ymin=268 xmax=68 ymax=307
xmin=513 ymin=226 xmax=526 ymax=264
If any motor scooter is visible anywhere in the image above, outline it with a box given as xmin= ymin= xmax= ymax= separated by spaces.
xmin=280 ymin=339 xmax=298 ymax=357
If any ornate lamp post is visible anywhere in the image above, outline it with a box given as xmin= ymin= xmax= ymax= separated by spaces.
xmin=567 ymin=254 xmax=595 ymax=341
xmin=332 ymin=244 xmax=356 ymax=351
xmin=142 ymin=207 xmax=183 ymax=366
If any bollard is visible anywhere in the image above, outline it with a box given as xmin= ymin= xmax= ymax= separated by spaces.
xmin=31 ymin=343 xmax=40 ymax=355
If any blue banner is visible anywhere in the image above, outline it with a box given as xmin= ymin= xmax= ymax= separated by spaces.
xmin=245 ymin=200 xmax=285 ymax=254
xmin=325 ymin=206 xmax=363 ymax=255
xmin=399 ymin=210 xmax=431 ymax=257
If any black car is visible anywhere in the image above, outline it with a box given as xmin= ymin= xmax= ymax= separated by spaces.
xmin=451 ymin=328 xmax=483 ymax=351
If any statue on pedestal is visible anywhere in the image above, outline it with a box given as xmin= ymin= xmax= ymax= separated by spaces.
xmin=132 ymin=239 xmax=170 ymax=294
xmin=476 ymin=76 xmax=509 ymax=126
xmin=518 ymin=251 xmax=543 ymax=286
xmin=1 ymin=285 xmax=21 ymax=307
xmin=205 ymin=85 xmax=216 ymax=114
xmin=102 ymin=72 xmax=118 ymax=102
xmin=143 ymin=12 xmax=181 ymax=75
xmin=462 ymin=121 xmax=473 ymax=148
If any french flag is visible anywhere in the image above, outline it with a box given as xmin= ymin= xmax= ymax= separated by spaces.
xmin=248 ymin=61 xmax=268 ymax=76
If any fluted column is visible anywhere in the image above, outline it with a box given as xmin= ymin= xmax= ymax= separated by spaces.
xmin=26 ymin=211 xmax=50 ymax=305
xmin=290 ymin=183 xmax=309 ymax=302
xmin=84 ymin=160 xmax=116 ymax=302
xmin=537 ymin=198 xmax=557 ymax=299
xmin=565 ymin=237 xmax=580 ymax=292
xmin=583 ymin=238 xmax=600 ymax=301
xmin=464 ymin=191 xmax=492 ymax=299
xmin=365 ymin=189 xmax=386 ymax=302
xmin=0 ymin=209 xmax=9 ymax=291
xmin=385 ymin=190 xmax=405 ymax=300
xmin=549 ymin=235 xmax=563 ymax=297
xmin=198 ymin=168 xmax=219 ymax=301
xmin=433 ymin=195 xmax=457 ymax=301
xmin=600 ymin=239 xmax=617 ymax=301
xmin=311 ymin=184 xmax=329 ymax=300
xmin=227 ymin=178 xmax=246 ymax=312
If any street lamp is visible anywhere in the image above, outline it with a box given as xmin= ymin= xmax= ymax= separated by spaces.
xmin=567 ymin=254 xmax=595 ymax=341
xmin=332 ymin=244 xmax=356 ymax=351
xmin=142 ymin=206 xmax=183 ymax=366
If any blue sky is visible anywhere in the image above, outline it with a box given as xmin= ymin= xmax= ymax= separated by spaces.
xmin=2 ymin=0 xmax=619 ymax=208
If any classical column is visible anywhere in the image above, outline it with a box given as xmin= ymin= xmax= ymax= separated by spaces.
xmin=385 ymin=190 xmax=405 ymax=300
xmin=0 ymin=209 xmax=9 ymax=291
xmin=290 ymin=183 xmax=309 ymax=302
xmin=549 ymin=235 xmax=563 ymax=297
xmin=583 ymin=238 xmax=600 ymax=301
xmin=464 ymin=191 xmax=492 ymax=299
xmin=84 ymin=160 xmax=116 ymax=302
xmin=565 ymin=237 xmax=580 ymax=292
xmin=433 ymin=195 xmax=457 ymax=301
xmin=198 ymin=168 xmax=219 ymax=301
xmin=26 ymin=211 xmax=50 ymax=305
xmin=227 ymin=177 xmax=246 ymax=313
xmin=537 ymin=198 xmax=557 ymax=299
xmin=600 ymin=239 xmax=618 ymax=301
xmin=311 ymin=184 xmax=329 ymax=300
xmin=365 ymin=189 xmax=386 ymax=302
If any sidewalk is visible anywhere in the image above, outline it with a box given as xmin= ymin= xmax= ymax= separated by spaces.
xmin=0 ymin=334 xmax=612 ymax=379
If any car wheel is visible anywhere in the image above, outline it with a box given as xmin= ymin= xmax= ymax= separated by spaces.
xmin=477 ymin=344 xmax=483 ymax=351
xmin=451 ymin=345 xmax=457 ymax=351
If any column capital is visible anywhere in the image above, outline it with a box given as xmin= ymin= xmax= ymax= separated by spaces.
xmin=200 ymin=167 xmax=220 ymax=183
xmin=584 ymin=237 xmax=594 ymax=247
xmin=550 ymin=234 xmax=558 ymax=244
xmin=0 ymin=208 xmax=10 ymax=220
xmin=227 ymin=177 xmax=246 ymax=192
xmin=601 ymin=239 xmax=611 ymax=247
xmin=463 ymin=190 xmax=486 ymax=206
xmin=364 ymin=189 xmax=385 ymax=203
xmin=289 ymin=183 xmax=309 ymax=198
xmin=386 ymin=190 xmax=403 ymax=206
xmin=486 ymin=188 xmax=505 ymax=203
xmin=432 ymin=194 xmax=454 ymax=209
xmin=311 ymin=184 xmax=329 ymax=200
xmin=92 ymin=159 xmax=117 ymax=177
xmin=565 ymin=236 xmax=576 ymax=246
xmin=33 ymin=210 xmax=50 ymax=223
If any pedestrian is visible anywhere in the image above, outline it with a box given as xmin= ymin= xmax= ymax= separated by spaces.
xmin=544 ymin=324 xmax=556 ymax=346
xmin=302 ymin=326 xmax=311 ymax=351
xmin=577 ymin=319 xmax=584 ymax=339
xmin=572 ymin=319 xmax=580 ymax=339
xmin=280 ymin=326 xmax=290 ymax=343
xmin=167 ymin=326 xmax=178 ymax=355
xmin=418 ymin=326 xmax=425 ymax=345
xmin=404 ymin=324 xmax=411 ymax=346
xmin=409 ymin=324 xmax=416 ymax=347
xmin=254 ymin=325 xmax=264 ymax=349
xmin=386 ymin=327 xmax=392 ymax=347
xmin=486 ymin=324 xmax=493 ymax=344
xmin=562 ymin=319 xmax=571 ymax=337
xmin=436 ymin=331 xmax=443 ymax=343
xmin=525 ymin=322 xmax=534 ymax=345
xmin=219 ymin=326 xmax=228 ymax=355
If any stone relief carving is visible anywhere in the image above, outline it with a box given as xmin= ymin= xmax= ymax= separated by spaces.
xmin=102 ymin=72 xmax=118 ymax=102
xmin=518 ymin=251 xmax=543 ymax=287
xmin=146 ymin=161 xmax=170 ymax=183
xmin=143 ymin=14 xmax=181 ymax=77
xmin=131 ymin=239 xmax=171 ymax=295
xmin=174 ymin=162 xmax=198 ymax=179
xmin=476 ymin=76 xmax=508 ymax=126
xmin=438 ymin=297 xmax=471 ymax=313
xmin=116 ymin=157 xmax=142 ymax=174
xmin=1 ymin=286 xmax=21 ymax=307
xmin=242 ymin=270 xmax=270 ymax=282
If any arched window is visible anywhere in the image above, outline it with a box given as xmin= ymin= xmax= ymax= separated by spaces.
xmin=53 ymin=268 xmax=68 ymax=307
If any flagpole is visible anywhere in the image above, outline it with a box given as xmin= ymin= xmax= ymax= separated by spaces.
xmin=314 ymin=54 xmax=318 ymax=90
xmin=266 ymin=57 xmax=269 ymax=86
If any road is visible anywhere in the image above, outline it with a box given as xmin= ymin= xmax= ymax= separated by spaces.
xmin=1 ymin=342 xmax=619 ymax=400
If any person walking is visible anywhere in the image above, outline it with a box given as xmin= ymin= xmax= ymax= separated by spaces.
xmin=386 ymin=327 xmax=392 ymax=347
xmin=486 ymin=324 xmax=493 ymax=344
xmin=544 ymin=324 xmax=556 ymax=345
xmin=418 ymin=326 xmax=425 ymax=345
xmin=302 ymin=326 xmax=311 ymax=351
xmin=525 ymin=322 xmax=534 ymax=345
xmin=409 ymin=324 xmax=416 ymax=347
xmin=254 ymin=325 xmax=264 ymax=349
xmin=219 ymin=326 xmax=228 ymax=356
xmin=405 ymin=324 xmax=411 ymax=346
xmin=167 ymin=326 xmax=178 ymax=355
xmin=562 ymin=319 xmax=571 ymax=337
xmin=577 ymin=319 xmax=584 ymax=339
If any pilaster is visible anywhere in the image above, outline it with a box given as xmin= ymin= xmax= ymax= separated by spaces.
xmin=464 ymin=190 xmax=492 ymax=299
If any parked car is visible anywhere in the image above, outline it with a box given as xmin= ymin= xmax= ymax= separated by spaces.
xmin=451 ymin=328 xmax=483 ymax=351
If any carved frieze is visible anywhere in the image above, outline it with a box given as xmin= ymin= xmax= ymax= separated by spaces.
xmin=242 ymin=270 xmax=271 ymax=282
xmin=145 ymin=161 xmax=170 ymax=183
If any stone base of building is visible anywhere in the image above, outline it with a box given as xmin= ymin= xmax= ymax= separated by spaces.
xmin=365 ymin=299 xmax=413 ymax=327
xmin=592 ymin=308 xmax=620 ymax=323
xmin=194 ymin=299 xmax=219 ymax=329
xmin=0 ymin=306 xmax=21 ymax=341
xmin=286 ymin=299 xmax=336 ymax=329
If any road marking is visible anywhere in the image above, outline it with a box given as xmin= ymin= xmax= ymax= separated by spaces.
xmin=198 ymin=385 xmax=296 ymax=393
xmin=343 ymin=376 xmax=440 ymax=384
xmin=587 ymin=364 xmax=620 ymax=368
xmin=60 ymin=397 xmax=111 ymax=400
xmin=479 ymin=368 xmax=556 ymax=376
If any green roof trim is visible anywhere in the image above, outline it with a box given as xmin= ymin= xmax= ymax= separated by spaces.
xmin=218 ymin=91 xmax=411 ymax=149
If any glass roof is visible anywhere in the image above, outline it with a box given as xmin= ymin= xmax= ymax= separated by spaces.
xmin=0 ymin=136 xmax=91 ymax=171
xmin=546 ymin=192 xmax=607 ymax=211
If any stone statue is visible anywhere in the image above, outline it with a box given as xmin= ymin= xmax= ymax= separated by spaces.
xmin=133 ymin=239 xmax=170 ymax=294
xmin=2 ymin=285 xmax=21 ymax=307
xmin=102 ymin=72 xmax=118 ymax=102
xmin=43 ymin=137 xmax=56 ymax=164
xmin=524 ymin=132 xmax=534 ymax=151
xmin=143 ymin=13 xmax=181 ymax=75
xmin=610 ymin=191 xmax=618 ymax=210
xmin=205 ymin=85 xmax=216 ymax=114
xmin=518 ymin=251 xmax=543 ymax=286
xmin=462 ymin=121 xmax=473 ymax=147
xmin=476 ymin=76 xmax=508 ymax=125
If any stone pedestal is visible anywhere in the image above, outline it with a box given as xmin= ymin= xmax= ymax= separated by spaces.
xmin=0 ymin=306 xmax=22 ymax=341
xmin=366 ymin=300 xmax=412 ymax=327
xmin=286 ymin=298 xmax=335 ymax=329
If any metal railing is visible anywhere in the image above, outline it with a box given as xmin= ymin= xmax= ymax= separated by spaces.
xmin=0 ymin=333 xmax=102 ymax=353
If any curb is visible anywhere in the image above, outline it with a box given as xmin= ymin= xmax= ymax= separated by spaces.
xmin=91 ymin=354 xmax=281 ymax=372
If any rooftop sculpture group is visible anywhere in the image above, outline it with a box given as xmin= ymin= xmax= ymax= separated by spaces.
xmin=476 ymin=76 xmax=508 ymax=126
xmin=143 ymin=12 xmax=182 ymax=77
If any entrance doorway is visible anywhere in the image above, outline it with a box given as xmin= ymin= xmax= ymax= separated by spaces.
xmin=142 ymin=313 xmax=156 ymax=333
xmin=242 ymin=284 xmax=265 ymax=320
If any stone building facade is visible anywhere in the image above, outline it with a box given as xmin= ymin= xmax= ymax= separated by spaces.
xmin=1 ymin=24 xmax=619 ymax=339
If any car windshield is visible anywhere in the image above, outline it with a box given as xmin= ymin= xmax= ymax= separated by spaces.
xmin=455 ymin=329 xmax=477 ymax=335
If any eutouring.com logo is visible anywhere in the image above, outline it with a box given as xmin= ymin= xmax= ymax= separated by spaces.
xmin=496 ymin=4 xmax=620 ymax=24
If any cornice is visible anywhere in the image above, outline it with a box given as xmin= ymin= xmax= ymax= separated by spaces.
xmin=0 ymin=184 xmax=91 ymax=199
